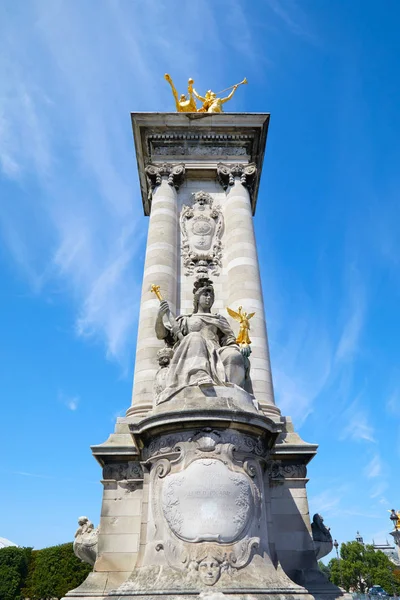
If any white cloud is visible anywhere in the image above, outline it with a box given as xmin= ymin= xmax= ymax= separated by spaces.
xmin=58 ymin=391 xmax=79 ymax=411
xmin=271 ymin=309 xmax=332 ymax=427
xmin=309 ymin=486 xmax=349 ymax=516
xmin=340 ymin=402 xmax=376 ymax=443
xmin=264 ymin=0 xmax=317 ymax=42
xmin=364 ymin=454 xmax=383 ymax=479
xmin=0 ymin=0 xmax=260 ymax=366
xmin=386 ymin=388 xmax=400 ymax=416
xmin=335 ymin=267 xmax=366 ymax=363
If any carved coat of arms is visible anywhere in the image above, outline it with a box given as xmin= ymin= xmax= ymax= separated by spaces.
xmin=180 ymin=191 xmax=224 ymax=276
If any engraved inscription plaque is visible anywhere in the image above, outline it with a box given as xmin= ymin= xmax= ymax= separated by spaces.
xmin=162 ymin=459 xmax=253 ymax=543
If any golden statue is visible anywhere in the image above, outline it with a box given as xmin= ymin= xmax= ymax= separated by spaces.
xmin=226 ymin=305 xmax=255 ymax=346
xmin=165 ymin=75 xmax=248 ymax=113
xmin=193 ymin=78 xmax=247 ymax=113
xmin=164 ymin=74 xmax=197 ymax=112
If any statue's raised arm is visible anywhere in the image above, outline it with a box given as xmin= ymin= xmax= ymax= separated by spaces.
xmin=164 ymin=74 xmax=197 ymax=112
xmin=220 ymin=84 xmax=239 ymax=105
xmin=151 ymin=284 xmax=182 ymax=344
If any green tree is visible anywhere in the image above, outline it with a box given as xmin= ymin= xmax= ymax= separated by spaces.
xmin=328 ymin=541 xmax=400 ymax=594
xmin=318 ymin=560 xmax=331 ymax=579
xmin=22 ymin=543 xmax=91 ymax=600
xmin=0 ymin=546 xmax=31 ymax=600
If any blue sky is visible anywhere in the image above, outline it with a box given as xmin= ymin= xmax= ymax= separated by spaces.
xmin=1 ymin=0 xmax=399 ymax=560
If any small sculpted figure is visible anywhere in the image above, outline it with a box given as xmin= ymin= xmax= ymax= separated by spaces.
xmin=311 ymin=513 xmax=333 ymax=561
xmin=226 ymin=305 xmax=255 ymax=346
xmin=193 ymin=86 xmax=239 ymax=113
xmin=154 ymin=347 xmax=174 ymax=401
xmin=73 ymin=516 xmax=98 ymax=566
xmin=154 ymin=278 xmax=251 ymax=404
xmin=389 ymin=508 xmax=400 ymax=531
xmin=164 ymin=74 xmax=197 ymax=112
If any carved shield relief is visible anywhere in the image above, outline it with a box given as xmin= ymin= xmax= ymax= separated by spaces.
xmin=180 ymin=191 xmax=224 ymax=276
xmin=161 ymin=458 xmax=254 ymax=543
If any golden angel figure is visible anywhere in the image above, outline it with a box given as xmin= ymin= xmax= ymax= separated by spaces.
xmin=226 ymin=306 xmax=255 ymax=346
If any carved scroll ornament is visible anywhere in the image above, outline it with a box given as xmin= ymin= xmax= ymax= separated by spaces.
xmin=217 ymin=162 xmax=257 ymax=197
xmin=180 ymin=191 xmax=224 ymax=276
xmin=145 ymin=162 xmax=185 ymax=200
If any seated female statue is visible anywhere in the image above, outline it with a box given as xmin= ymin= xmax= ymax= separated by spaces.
xmin=155 ymin=279 xmax=250 ymax=404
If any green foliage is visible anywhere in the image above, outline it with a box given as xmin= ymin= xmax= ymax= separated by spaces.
xmin=318 ymin=560 xmax=331 ymax=579
xmin=0 ymin=542 xmax=91 ymax=600
xmin=22 ymin=543 xmax=91 ymax=600
xmin=0 ymin=547 xmax=31 ymax=600
xmin=328 ymin=541 xmax=400 ymax=594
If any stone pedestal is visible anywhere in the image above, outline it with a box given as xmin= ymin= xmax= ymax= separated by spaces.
xmin=64 ymin=113 xmax=345 ymax=600
xmin=390 ymin=529 xmax=400 ymax=563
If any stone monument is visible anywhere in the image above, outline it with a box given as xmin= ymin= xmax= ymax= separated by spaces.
xmin=65 ymin=79 xmax=344 ymax=600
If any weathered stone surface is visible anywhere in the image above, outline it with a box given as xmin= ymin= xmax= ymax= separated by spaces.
xmin=64 ymin=113 xmax=347 ymax=600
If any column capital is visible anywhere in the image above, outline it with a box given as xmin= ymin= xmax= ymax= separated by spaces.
xmin=145 ymin=162 xmax=185 ymax=193
xmin=217 ymin=162 xmax=257 ymax=197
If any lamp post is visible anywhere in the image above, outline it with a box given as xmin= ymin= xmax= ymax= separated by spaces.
xmin=334 ymin=539 xmax=344 ymax=588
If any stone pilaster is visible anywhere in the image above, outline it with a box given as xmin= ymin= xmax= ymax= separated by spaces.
xmin=127 ymin=163 xmax=185 ymax=419
xmin=268 ymin=461 xmax=317 ymax=582
xmin=218 ymin=163 xmax=279 ymax=417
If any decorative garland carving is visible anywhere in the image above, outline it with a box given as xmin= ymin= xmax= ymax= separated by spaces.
xmin=268 ymin=460 xmax=307 ymax=480
xmin=143 ymin=428 xmax=268 ymax=461
xmin=102 ymin=461 xmax=143 ymax=481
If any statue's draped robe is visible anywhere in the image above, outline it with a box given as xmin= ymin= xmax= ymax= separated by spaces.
xmin=157 ymin=313 xmax=244 ymax=404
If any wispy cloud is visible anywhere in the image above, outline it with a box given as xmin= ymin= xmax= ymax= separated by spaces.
xmin=272 ymin=315 xmax=332 ymax=426
xmin=386 ymin=388 xmax=400 ymax=416
xmin=58 ymin=391 xmax=80 ymax=411
xmin=335 ymin=266 xmax=366 ymax=364
xmin=0 ymin=1 xmax=260 ymax=367
xmin=309 ymin=486 xmax=348 ymax=516
xmin=340 ymin=401 xmax=376 ymax=443
xmin=370 ymin=480 xmax=388 ymax=500
xmin=364 ymin=454 xmax=383 ymax=479
xmin=265 ymin=0 xmax=317 ymax=42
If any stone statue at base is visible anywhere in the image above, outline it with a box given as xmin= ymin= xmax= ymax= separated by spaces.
xmin=154 ymin=278 xmax=252 ymax=405
xmin=311 ymin=513 xmax=333 ymax=560
xmin=73 ymin=516 xmax=98 ymax=566
xmin=153 ymin=346 xmax=174 ymax=402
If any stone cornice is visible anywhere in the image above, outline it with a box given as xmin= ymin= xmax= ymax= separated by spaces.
xmin=131 ymin=112 xmax=270 ymax=215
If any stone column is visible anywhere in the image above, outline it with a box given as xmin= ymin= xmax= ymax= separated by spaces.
xmin=218 ymin=163 xmax=279 ymax=417
xmin=127 ymin=163 xmax=184 ymax=419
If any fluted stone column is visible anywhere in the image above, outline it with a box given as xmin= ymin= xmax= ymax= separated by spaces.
xmin=218 ymin=163 xmax=279 ymax=418
xmin=127 ymin=163 xmax=184 ymax=419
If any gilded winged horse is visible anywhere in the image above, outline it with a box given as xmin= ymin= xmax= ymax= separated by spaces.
xmin=226 ymin=306 xmax=255 ymax=346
